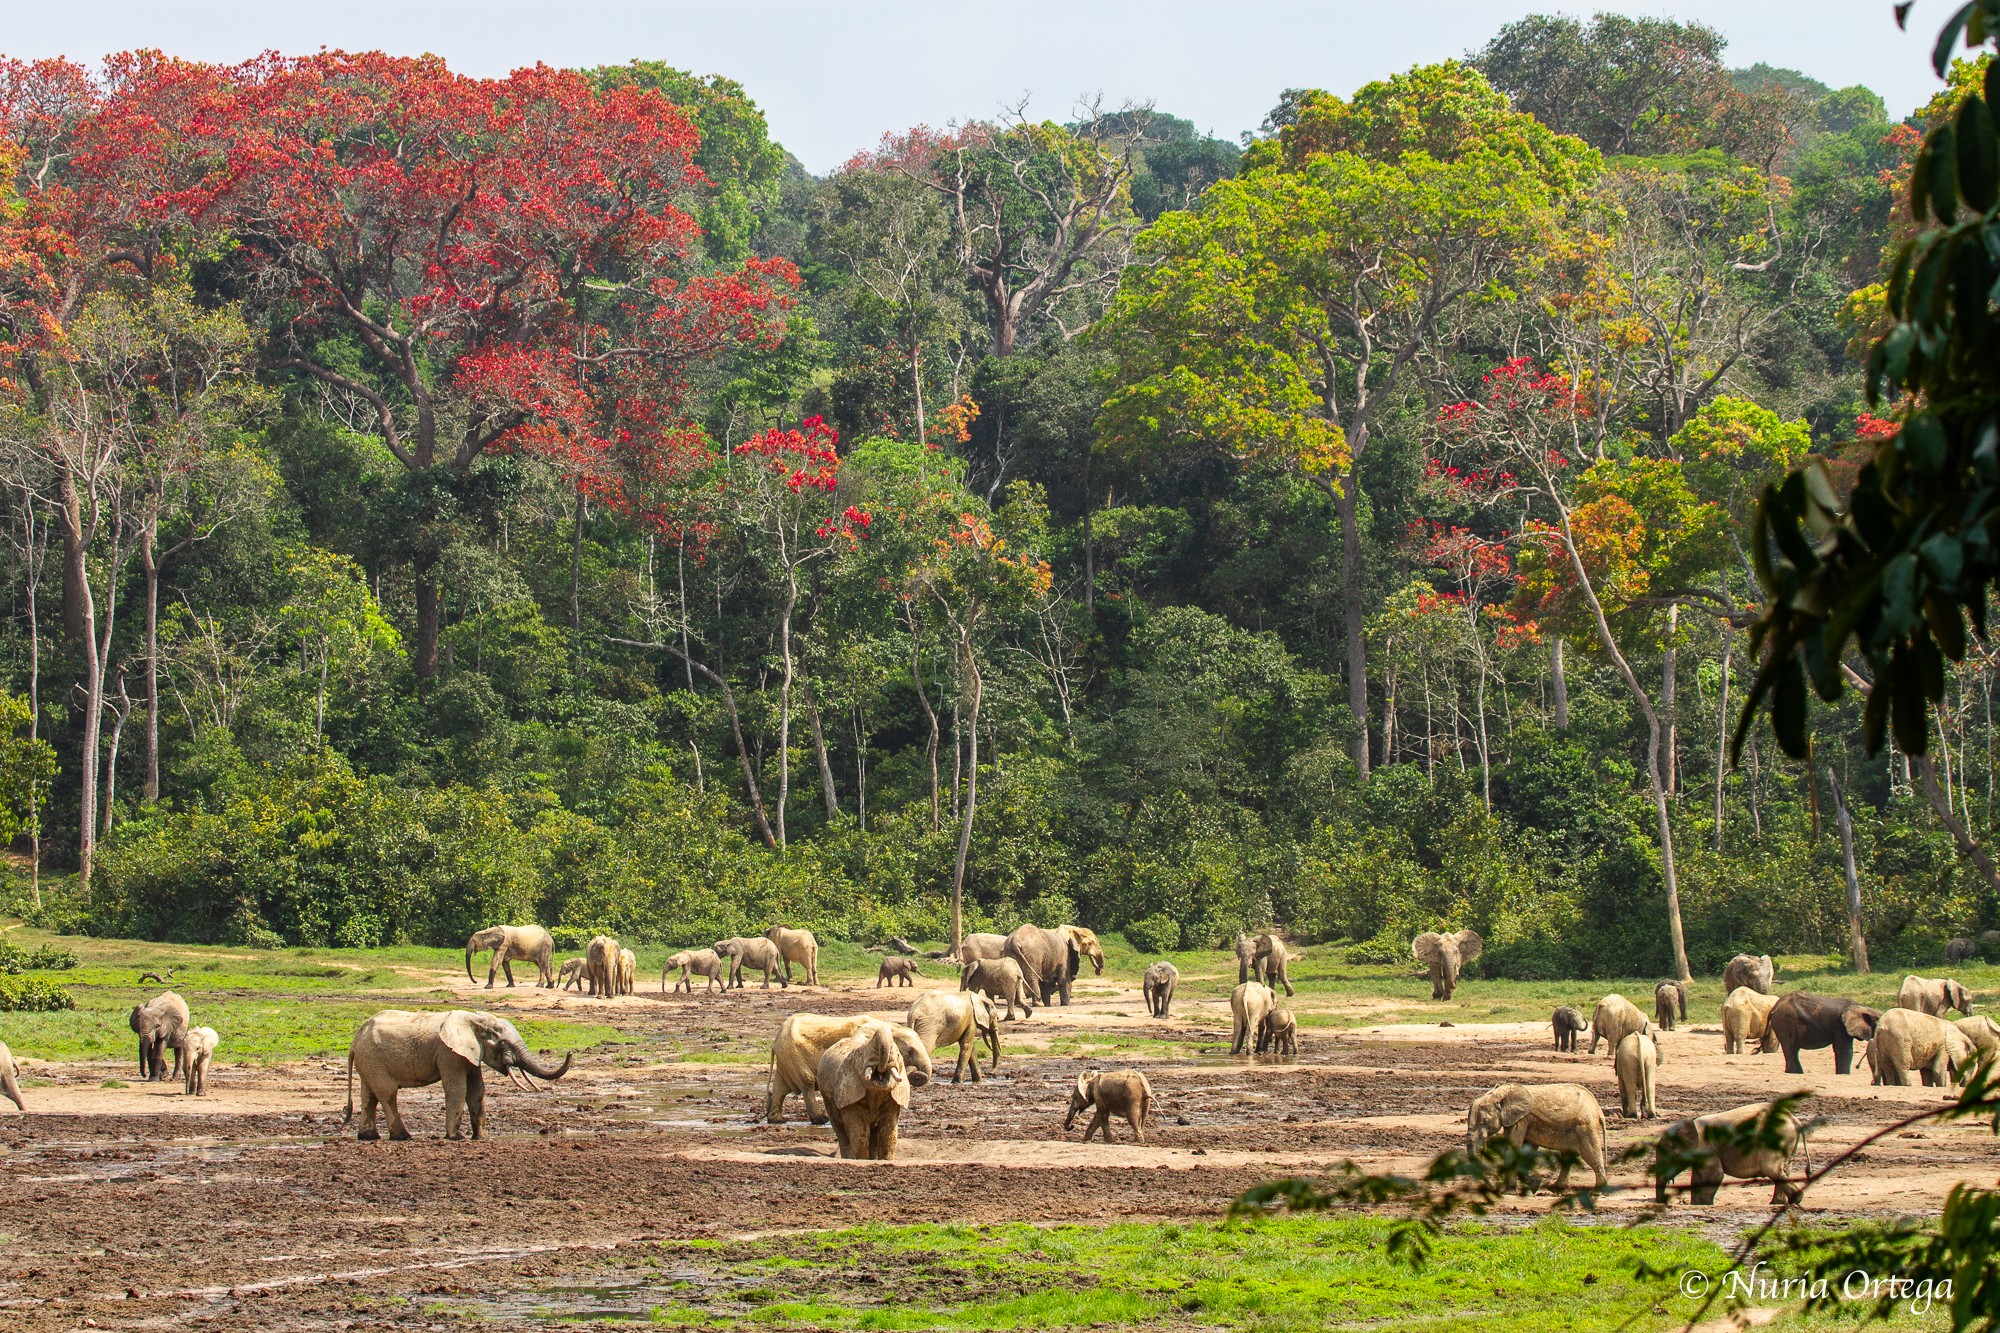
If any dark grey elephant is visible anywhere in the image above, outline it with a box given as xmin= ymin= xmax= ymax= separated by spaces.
xmin=130 ymin=991 xmax=190 ymax=1082
xmin=1004 ymin=925 xmax=1099 ymax=1007
xmin=1142 ymin=962 xmax=1178 ymax=1019
xmin=1654 ymin=980 xmax=1688 ymax=1031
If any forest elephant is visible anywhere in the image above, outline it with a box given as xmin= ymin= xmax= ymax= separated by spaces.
xmin=1262 ymin=1004 xmax=1299 ymax=1058
xmin=1653 ymin=980 xmax=1688 ymax=1032
xmin=1722 ymin=954 xmax=1776 ymax=996
xmin=1231 ymin=982 xmax=1276 ymax=1056
xmin=585 ymin=935 xmax=620 ymax=996
xmin=617 ymin=948 xmax=636 ymax=997
xmin=1654 ymin=1102 xmax=1804 ymax=1205
xmin=1947 ymin=937 xmax=1979 ymax=965
xmin=1412 ymin=930 xmax=1483 ymax=1001
xmin=663 ymin=949 xmax=726 ymax=994
xmin=1142 ymin=962 xmax=1178 ymax=1019
xmin=1236 ymin=933 xmax=1296 ymax=997
xmin=182 ymin=1026 xmax=219 ymax=1097
xmin=1869 ymin=1008 xmax=1975 ymax=1087
xmin=817 ymin=1020 xmax=932 ymax=1160
xmin=344 ymin=1009 xmax=572 ymax=1141
xmin=960 ymin=958 xmax=1035 ymax=1020
xmin=766 ymin=927 xmax=820 ymax=986
xmin=1957 ymin=1014 xmax=2000 ymax=1067
xmin=1551 ymin=1006 xmax=1587 ymax=1052
xmin=1767 ymin=992 xmax=1880 ymax=1075
xmin=1588 ymin=994 xmax=1649 ymax=1057
xmin=1066 ymin=1070 xmax=1152 ymax=1143
xmin=714 ymin=937 xmax=789 ymax=989
xmin=906 ymin=991 xmax=1001 ymax=1083
xmin=877 ymin=957 xmax=921 ymax=988
xmin=463 ymin=924 xmax=554 ymax=989
xmin=558 ymin=958 xmax=586 ymax=991
xmin=130 ymin=991 xmax=190 ymax=1082
xmin=1614 ymin=1031 xmax=1661 ymax=1120
xmin=1004 ymin=925 xmax=1093 ymax=1007
xmin=957 ymin=933 xmax=1007 ymax=963
xmin=1721 ymin=987 xmax=1782 ymax=1055
xmin=1898 ymin=974 xmax=1975 ymax=1017
xmin=0 ymin=1042 xmax=25 ymax=1111
xmin=769 ymin=1014 xmax=882 ymax=1123
xmin=1464 ymin=1083 xmax=1609 ymax=1191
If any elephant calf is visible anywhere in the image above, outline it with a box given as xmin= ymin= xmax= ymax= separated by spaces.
xmin=960 ymin=958 xmax=1034 ymax=1020
xmin=1551 ymin=1006 xmax=1587 ymax=1053
xmin=183 ymin=1026 xmax=219 ymax=1097
xmin=1721 ymin=987 xmax=1781 ymax=1055
xmin=663 ymin=949 xmax=726 ymax=994
xmin=906 ymin=991 xmax=1000 ymax=1083
xmin=1869 ymin=1008 xmax=1975 ymax=1087
xmin=1142 ymin=962 xmax=1178 ymax=1019
xmin=1260 ymin=1005 xmax=1299 ymax=1059
xmin=1653 ymin=981 xmax=1687 ymax=1032
xmin=1465 ymin=1083 xmax=1608 ymax=1191
xmin=1066 ymin=1069 xmax=1152 ymax=1144
xmin=876 ymin=956 xmax=922 ymax=988
xmin=0 ymin=1041 xmax=25 ymax=1112
xmin=558 ymin=958 xmax=587 ymax=992
xmin=1614 ymin=1031 xmax=1661 ymax=1120
xmin=1588 ymin=994 xmax=1649 ymax=1057
xmin=1654 ymin=1102 xmax=1804 ymax=1205
xmin=1899 ymin=974 xmax=1975 ymax=1017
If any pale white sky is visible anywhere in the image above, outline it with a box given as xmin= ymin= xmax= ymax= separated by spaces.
xmin=0 ymin=1 xmax=1951 ymax=172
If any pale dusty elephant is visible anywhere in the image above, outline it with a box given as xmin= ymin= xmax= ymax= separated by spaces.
xmin=0 ymin=1041 xmax=25 ymax=1111
xmin=961 ymin=957 xmax=1035 ymax=1020
xmin=558 ymin=958 xmax=586 ymax=991
xmin=1231 ymin=982 xmax=1276 ymax=1056
xmin=1236 ymin=933 xmax=1296 ymax=997
xmin=663 ymin=948 xmax=726 ymax=994
xmin=877 ymin=957 xmax=922 ymax=987
xmin=1869 ymin=1008 xmax=1975 ymax=1086
xmin=585 ymin=935 xmax=620 ymax=996
xmin=1004 ymin=925 xmax=1098 ymax=1007
xmin=769 ymin=1014 xmax=875 ymax=1123
xmin=1614 ymin=1031 xmax=1661 ymax=1120
xmin=1722 ymin=954 xmax=1775 ymax=996
xmin=1261 ymin=1004 xmax=1299 ymax=1058
xmin=1465 ymin=1083 xmax=1608 ymax=1191
xmin=1066 ymin=1070 xmax=1151 ymax=1143
xmin=1653 ymin=981 xmax=1687 ymax=1032
xmin=1898 ymin=974 xmax=1974 ymax=1017
xmin=617 ymin=948 xmax=637 ymax=997
xmin=1721 ymin=986 xmax=1781 ymax=1054
xmin=1142 ymin=962 xmax=1178 ymax=1019
xmin=714 ymin=937 xmax=789 ymax=989
xmin=1957 ymin=1013 xmax=2000 ymax=1066
xmin=906 ymin=990 xmax=1000 ymax=1083
xmin=817 ymin=1020 xmax=932 ymax=1160
xmin=1588 ymin=994 xmax=1650 ymax=1057
xmin=957 ymin=932 xmax=1007 ymax=963
xmin=130 ymin=991 xmax=190 ymax=1082
xmin=344 ymin=1009 xmax=572 ymax=1140
xmin=1412 ymin=930 xmax=1483 ymax=1001
xmin=464 ymin=924 xmax=555 ymax=989
xmin=182 ymin=1026 xmax=219 ymax=1097
xmin=766 ymin=927 xmax=820 ymax=986
xmin=1655 ymin=1101 xmax=1803 ymax=1205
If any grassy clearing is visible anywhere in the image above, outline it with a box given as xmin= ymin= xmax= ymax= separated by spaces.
xmin=602 ymin=1216 xmax=1946 ymax=1332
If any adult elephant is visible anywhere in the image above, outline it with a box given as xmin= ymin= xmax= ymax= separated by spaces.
xmin=585 ymin=935 xmax=620 ymax=997
xmin=1235 ymin=933 xmax=1296 ymax=997
xmin=906 ymin=992 xmax=1000 ymax=1084
xmin=714 ymin=937 xmax=789 ymax=989
xmin=1722 ymin=954 xmax=1775 ymax=996
xmin=765 ymin=927 xmax=820 ymax=986
xmin=130 ymin=991 xmax=190 ymax=1082
xmin=464 ymin=925 xmax=555 ymax=990
xmin=958 ymin=933 xmax=1007 ymax=963
xmin=1767 ymin=992 xmax=1881 ymax=1075
xmin=1004 ymin=925 xmax=1103 ymax=1007
xmin=817 ymin=1020 xmax=932 ymax=1160
xmin=343 ymin=1009 xmax=572 ymax=1141
xmin=1412 ymin=930 xmax=1483 ymax=1001
xmin=1869 ymin=1009 xmax=1974 ymax=1087
xmin=768 ymin=1014 xmax=876 ymax=1123
xmin=1231 ymin=982 xmax=1276 ymax=1056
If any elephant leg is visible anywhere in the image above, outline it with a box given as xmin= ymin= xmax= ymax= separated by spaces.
xmin=502 ymin=957 xmax=518 ymax=988
xmin=466 ymin=1069 xmax=486 ymax=1140
xmin=831 ymin=1108 xmax=860 ymax=1159
xmin=805 ymin=1085 xmax=827 ymax=1126
xmin=1832 ymin=1036 xmax=1854 ymax=1076
xmin=1782 ymin=1041 xmax=1804 ymax=1075
xmin=871 ymin=1111 xmax=899 ymax=1161
xmin=1083 ymin=1109 xmax=1107 ymax=1143
xmin=381 ymin=1086 xmax=412 ymax=1141
xmin=442 ymin=1065 xmax=469 ymax=1140
xmin=1127 ymin=1111 xmax=1144 ymax=1144
xmin=355 ymin=1081 xmax=382 ymax=1140
xmin=953 ymin=1042 xmax=970 ymax=1084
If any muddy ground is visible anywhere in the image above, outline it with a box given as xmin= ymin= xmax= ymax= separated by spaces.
xmin=2 ymin=971 xmax=1991 ymax=1330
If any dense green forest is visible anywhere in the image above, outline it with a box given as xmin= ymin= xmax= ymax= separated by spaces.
xmin=0 ymin=15 xmax=1985 ymax=979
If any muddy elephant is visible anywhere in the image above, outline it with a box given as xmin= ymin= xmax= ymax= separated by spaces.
xmin=1898 ymin=974 xmax=1974 ymax=1017
xmin=558 ymin=958 xmax=586 ymax=991
xmin=1653 ymin=981 xmax=1687 ymax=1032
xmin=765 ymin=927 xmax=820 ymax=986
xmin=1615 ymin=1031 xmax=1661 ymax=1120
xmin=1235 ymin=933 xmax=1297 ymax=997
xmin=1947 ymin=937 xmax=1980 ymax=965
xmin=0 ymin=1041 xmax=25 ymax=1111
xmin=1957 ymin=1013 xmax=2000 ymax=1066
xmin=1412 ymin=929 xmax=1483 ymax=1001
xmin=464 ymin=924 xmax=554 ymax=989
xmin=1142 ymin=962 xmax=1178 ymax=1019
xmin=818 ymin=1020 xmax=932 ymax=1160
xmin=1551 ymin=1006 xmax=1587 ymax=1052
xmin=877 ymin=957 xmax=922 ymax=987
xmin=1721 ymin=987 xmax=1781 ymax=1055
xmin=1465 ymin=1083 xmax=1609 ymax=1191
xmin=1768 ymin=992 xmax=1880 ymax=1075
xmin=1261 ymin=1004 xmax=1299 ymax=1058
xmin=585 ymin=935 xmax=620 ymax=996
xmin=1231 ymin=981 xmax=1276 ymax=1056
xmin=1654 ymin=1101 xmax=1803 ymax=1205
xmin=960 ymin=957 xmax=1035 ymax=1020
xmin=130 ymin=991 xmax=190 ymax=1082
xmin=770 ymin=1013 xmax=883 ymax=1122
xmin=1869 ymin=1008 xmax=1974 ymax=1086
xmin=1004 ymin=925 xmax=1098 ymax=1007
xmin=616 ymin=948 xmax=636 ymax=997
xmin=714 ymin=937 xmax=789 ymax=989
xmin=663 ymin=948 xmax=726 ymax=994
xmin=182 ymin=1026 xmax=219 ymax=1097
xmin=343 ymin=1009 xmax=572 ymax=1141
xmin=957 ymin=932 xmax=1007 ymax=963
xmin=1588 ymin=994 xmax=1649 ymax=1057
xmin=906 ymin=991 xmax=1000 ymax=1084
xmin=1722 ymin=954 xmax=1775 ymax=996
xmin=1066 ymin=1069 xmax=1151 ymax=1144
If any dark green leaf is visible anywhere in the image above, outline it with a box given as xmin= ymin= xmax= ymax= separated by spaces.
xmin=1935 ymin=2 xmax=1977 ymax=74
xmin=1773 ymin=656 xmax=1809 ymax=760
xmin=1891 ymin=646 xmax=1930 ymax=753
xmin=1862 ymin=665 xmax=1892 ymax=752
xmin=1959 ymin=97 xmax=2000 ymax=212
xmin=1925 ymin=591 xmax=1969 ymax=658
xmin=1902 ymin=414 xmax=1949 ymax=476
xmin=1931 ymin=123 xmax=1962 ymax=223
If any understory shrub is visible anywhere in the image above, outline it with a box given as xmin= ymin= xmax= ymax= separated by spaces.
xmin=0 ymin=975 xmax=74 ymax=1011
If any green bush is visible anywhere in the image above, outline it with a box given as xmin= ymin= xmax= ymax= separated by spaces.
xmin=0 ymin=942 xmax=78 ymax=973
xmin=1123 ymin=913 xmax=1182 ymax=953
xmin=0 ymin=975 xmax=75 ymax=1011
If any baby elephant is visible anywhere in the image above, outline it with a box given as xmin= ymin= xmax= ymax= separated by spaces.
xmin=876 ymin=956 xmax=922 ymax=988
xmin=558 ymin=958 xmax=587 ymax=992
xmin=183 ymin=1026 xmax=219 ymax=1097
xmin=1065 ymin=1069 xmax=1152 ymax=1144
xmin=1653 ymin=980 xmax=1687 ymax=1032
xmin=1614 ymin=1030 xmax=1661 ymax=1120
xmin=1551 ymin=1006 xmax=1587 ymax=1052
xmin=1654 ymin=1101 xmax=1804 ymax=1205
xmin=663 ymin=949 xmax=726 ymax=994
xmin=960 ymin=957 xmax=1035 ymax=1020
xmin=1259 ymin=1004 xmax=1299 ymax=1058
xmin=1142 ymin=962 xmax=1178 ymax=1019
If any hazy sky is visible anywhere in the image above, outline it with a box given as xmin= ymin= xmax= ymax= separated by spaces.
xmin=0 ymin=1 xmax=1951 ymax=172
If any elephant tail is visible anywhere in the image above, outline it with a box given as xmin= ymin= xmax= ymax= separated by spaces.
xmin=342 ymin=1049 xmax=355 ymax=1126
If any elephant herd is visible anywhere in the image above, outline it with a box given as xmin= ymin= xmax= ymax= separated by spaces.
xmin=124 ymin=990 xmax=219 ymax=1098
xmin=462 ymin=923 xmax=821 ymax=997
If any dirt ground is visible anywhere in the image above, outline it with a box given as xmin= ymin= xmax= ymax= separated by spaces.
xmin=2 ymin=971 xmax=1991 ymax=1330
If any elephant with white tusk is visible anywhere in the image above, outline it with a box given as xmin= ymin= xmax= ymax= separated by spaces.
xmin=817 ymin=1019 xmax=931 ymax=1160
xmin=464 ymin=924 xmax=554 ymax=989
xmin=343 ymin=1009 xmax=572 ymax=1141
xmin=1003 ymin=924 xmax=1102 ymax=1008
xmin=1412 ymin=930 xmax=1483 ymax=1001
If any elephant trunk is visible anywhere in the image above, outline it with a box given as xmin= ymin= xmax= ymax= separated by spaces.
xmin=512 ymin=1044 xmax=572 ymax=1082
xmin=465 ymin=941 xmax=478 ymax=984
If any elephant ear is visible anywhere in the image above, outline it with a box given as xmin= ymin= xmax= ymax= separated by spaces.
xmin=438 ymin=1012 xmax=483 ymax=1066
xmin=1843 ymin=1006 xmax=1881 ymax=1040
xmin=1453 ymin=930 xmax=1485 ymax=964
xmin=1952 ymin=982 xmax=1973 ymax=1011
xmin=892 ymin=1027 xmax=933 ymax=1089
xmin=1412 ymin=933 xmax=1444 ymax=966
xmin=1495 ymin=1087 xmax=1535 ymax=1130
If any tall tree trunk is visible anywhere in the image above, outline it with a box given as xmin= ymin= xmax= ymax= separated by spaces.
xmin=1662 ymin=603 xmax=1678 ymax=794
xmin=910 ymin=339 xmax=926 ymax=446
xmin=141 ymin=526 xmax=160 ymax=803
xmin=103 ymin=672 xmax=130 ymax=841
xmin=1713 ymin=625 xmax=1731 ymax=854
xmin=1550 ymin=636 xmax=1569 ymax=731
xmin=1382 ymin=660 xmax=1398 ymax=766
xmin=852 ymin=706 xmax=868 ymax=832
xmin=774 ymin=576 xmax=798 ymax=850
xmin=23 ymin=507 xmax=43 ymax=908
xmin=948 ymin=630 xmax=982 ymax=955
xmin=806 ymin=680 xmax=839 ymax=820
xmin=58 ymin=478 xmax=86 ymax=645
xmin=908 ymin=616 xmax=941 ymax=830
xmin=569 ymin=488 xmax=585 ymax=639
xmin=1334 ymin=481 xmax=1370 ymax=781
xmin=1826 ymin=768 xmax=1870 ymax=973
xmin=611 ymin=636 xmax=777 ymax=848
